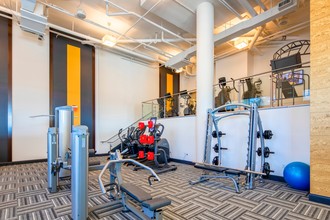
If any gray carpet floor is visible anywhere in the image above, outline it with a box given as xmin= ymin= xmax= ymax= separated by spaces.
xmin=0 ymin=157 xmax=330 ymax=220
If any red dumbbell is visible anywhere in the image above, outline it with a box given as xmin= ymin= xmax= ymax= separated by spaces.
xmin=147 ymin=136 xmax=154 ymax=145
xmin=139 ymin=134 xmax=148 ymax=144
xmin=138 ymin=122 xmax=145 ymax=130
xmin=147 ymin=152 xmax=154 ymax=161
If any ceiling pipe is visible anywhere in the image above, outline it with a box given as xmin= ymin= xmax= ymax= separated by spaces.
xmin=47 ymin=24 xmax=165 ymax=63
xmin=115 ymin=0 xmax=162 ymax=41
xmin=116 ymin=38 xmax=196 ymax=43
xmin=0 ymin=5 xmax=163 ymax=64
xmin=218 ymin=0 xmax=244 ymax=19
xmin=214 ymin=21 xmax=309 ymax=60
xmin=255 ymin=0 xmax=268 ymax=11
xmin=238 ymin=0 xmax=258 ymax=17
xmin=173 ymin=0 xmax=195 ymax=14
xmin=39 ymin=1 xmax=172 ymax=59
xmin=253 ymin=0 xmax=280 ymax=28
xmin=161 ymin=31 xmax=184 ymax=51
xmin=165 ymin=0 xmax=298 ymax=69
xmin=105 ymin=3 xmax=131 ymax=16
xmin=254 ymin=21 xmax=310 ymax=45
xmin=142 ymin=44 xmax=173 ymax=58
xmin=104 ymin=0 xmax=193 ymax=46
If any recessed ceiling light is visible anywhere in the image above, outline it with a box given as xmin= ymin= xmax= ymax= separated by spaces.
xmin=234 ymin=39 xmax=248 ymax=49
xmin=102 ymin=35 xmax=117 ymax=47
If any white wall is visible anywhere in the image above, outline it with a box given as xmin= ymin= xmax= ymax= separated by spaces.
xmin=12 ymin=23 xmax=50 ymax=161
xmin=95 ymin=49 xmax=159 ymax=154
xmin=211 ymin=105 xmax=310 ymax=176
xmin=161 ymin=105 xmax=309 ymax=177
xmin=180 ymin=74 xmax=196 ymax=92
xmin=10 ymin=23 xmax=159 ymax=160
xmin=215 ymin=51 xmax=249 ymax=82
xmin=158 ymin=116 xmax=196 ymax=161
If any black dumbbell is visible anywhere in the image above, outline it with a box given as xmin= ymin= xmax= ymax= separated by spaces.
xmin=256 ymin=147 xmax=274 ymax=158
xmin=213 ymin=144 xmax=228 ymax=153
xmin=212 ymin=156 xmax=219 ymax=165
xmin=212 ymin=131 xmax=226 ymax=138
xmin=263 ymin=162 xmax=274 ymax=177
xmin=257 ymin=130 xmax=273 ymax=140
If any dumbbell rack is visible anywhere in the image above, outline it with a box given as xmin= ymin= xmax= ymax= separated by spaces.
xmin=257 ymin=130 xmax=274 ymax=177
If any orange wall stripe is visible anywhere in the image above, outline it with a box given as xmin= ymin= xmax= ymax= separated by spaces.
xmin=67 ymin=44 xmax=81 ymax=125
xmin=166 ymin=73 xmax=173 ymax=112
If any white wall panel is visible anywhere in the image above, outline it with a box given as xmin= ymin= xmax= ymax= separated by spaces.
xmin=12 ymin=23 xmax=49 ymax=161
xmin=95 ymin=49 xmax=159 ymax=154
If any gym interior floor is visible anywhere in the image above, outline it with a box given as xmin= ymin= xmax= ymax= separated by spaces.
xmin=0 ymin=157 xmax=329 ymax=220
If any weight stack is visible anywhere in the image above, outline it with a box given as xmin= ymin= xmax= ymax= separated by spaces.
xmin=47 ymin=127 xmax=58 ymax=193
xmin=55 ymin=106 xmax=74 ymax=178
xmin=71 ymin=125 xmax=89 ymax=220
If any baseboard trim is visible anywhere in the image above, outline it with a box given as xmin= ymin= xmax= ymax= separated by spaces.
xmin=169 ymin=158 xmax=195 ymax=165
xmin=0 ymin=158 xmax=47 ymax=166
xmin=309 ymin=194 xmax=330 ymax=205
xmin=94 ymin=153 xmax=109 ymax=157
xmin=266 ymin=174 xmax=285 ymax=182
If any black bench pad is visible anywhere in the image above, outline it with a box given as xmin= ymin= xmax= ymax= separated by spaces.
xmin=142 ymin=197 xmax=171 ymax=211
xmin=120 ymin=183 xmax=152 ymax=203
xmin=224 ymin=169 xmax=242 ymax=175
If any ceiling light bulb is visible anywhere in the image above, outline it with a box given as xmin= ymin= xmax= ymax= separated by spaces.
xmin=175 ymin=68 xmax=183 ymax=73
xmin=234 ymin=39 xmax=248 ymax=49
xmin=102 ymin=35 xmax=117 ymax=47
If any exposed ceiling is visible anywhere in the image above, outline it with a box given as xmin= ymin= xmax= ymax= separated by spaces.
xmin=0 ymin=0 xmax=310 ymax=68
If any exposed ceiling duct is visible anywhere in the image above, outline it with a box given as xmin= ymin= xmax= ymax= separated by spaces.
xmin=0 ymin=0 xmax=309 ymax=67
xmin=165 ymin=0 xmax=298 ymax=69
xmin=20 ymin=0 xmax=47 ymax=39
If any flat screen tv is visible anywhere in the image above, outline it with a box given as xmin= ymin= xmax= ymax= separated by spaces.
xmin=282 ymin=69 xmax=304 ymax=85
xmin=270 ymin=52 xmax=302 ymax=73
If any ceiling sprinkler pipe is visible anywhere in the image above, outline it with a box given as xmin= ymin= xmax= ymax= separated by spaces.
xmin=104 ymin=0 xmax=194 ymax=45
xmin=161 ymin=31 xmax=184 ymax=51
xmin=0 ymin=5 xmax=162 ymax=63
xmin=115 ymin=0 xmax=162 ymax=42
xmin=39 ymin=1 xmax=171 ymax=59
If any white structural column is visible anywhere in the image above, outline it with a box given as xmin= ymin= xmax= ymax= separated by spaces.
xmin=195 ymin=2 xmax=214 ymax=162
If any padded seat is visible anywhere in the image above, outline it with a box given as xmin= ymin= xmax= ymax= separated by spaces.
xmin=142 ymin=197 xmax=171 ymax=211
xmin=120 ymin=183 xmax=152 ymax=203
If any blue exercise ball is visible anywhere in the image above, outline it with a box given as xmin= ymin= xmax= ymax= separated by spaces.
xmin=283 ymin=162 xmax=310 ymax=191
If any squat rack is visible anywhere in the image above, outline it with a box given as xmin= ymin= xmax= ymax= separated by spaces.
xmin=191 ymin=103 xmax=270 ymax=193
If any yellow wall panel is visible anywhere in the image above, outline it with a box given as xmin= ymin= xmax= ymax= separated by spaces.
xmin=67 ymin=45 xmax=81 ymax=125
xmin=166 ymin=74 xmax=173 ymax=112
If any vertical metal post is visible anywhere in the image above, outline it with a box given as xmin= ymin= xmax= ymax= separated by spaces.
xmin=238 ymin=81 xmax=242 ymax=104
xmin=203 ymin=109 xmax=213 ymax=163
xmin=257 ymin=115 xmax=266 ymax=174
xmin=47 ymin=127 xmax=58 ymax=193
xmin=246 ymin=103 xmax=258 ymax=189
xmin=270 ymin=74 xmax=273 ymax=107
xmin=71 ymin=125 xmax=89 ymax=220
xmin=151 ymin=101 xmax=154 ymax=117
xmin=142 ymin=102 xmax=144 ymax=118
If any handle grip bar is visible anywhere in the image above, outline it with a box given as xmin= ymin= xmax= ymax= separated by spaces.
xmin=98 ymin=159 xmax=161 ymax=194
